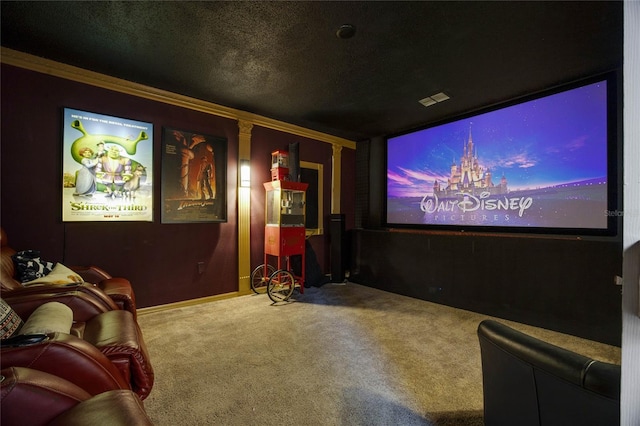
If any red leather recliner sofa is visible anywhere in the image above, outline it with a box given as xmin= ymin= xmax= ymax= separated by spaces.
xmin=1 ymin=366 xmax=154 ymax=425
xmin=0 ymin=227 xmax=137 ymax=319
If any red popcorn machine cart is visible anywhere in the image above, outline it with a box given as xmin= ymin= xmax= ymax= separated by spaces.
xmin=251 ymin=179 xmax=308 ymax=302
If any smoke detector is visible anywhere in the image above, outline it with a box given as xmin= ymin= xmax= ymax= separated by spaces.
xmin=336 ymin=24 xmax=356 ymax=39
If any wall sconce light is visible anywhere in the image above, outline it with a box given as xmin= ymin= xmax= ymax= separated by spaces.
xmin=240 ymin=159 xmax=251 ymax=188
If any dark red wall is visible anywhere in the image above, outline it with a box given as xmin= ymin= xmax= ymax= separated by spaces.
xmin=250 ymin=126 xmax=334 ymax=272
xmin=1 ymin=64 xmax=356 ymax=307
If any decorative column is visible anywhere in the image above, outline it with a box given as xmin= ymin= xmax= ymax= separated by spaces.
xmin=238 ymin=120 xmax=253 ymax=294
xmin=331 ymin=144 xmax=342 ymax=214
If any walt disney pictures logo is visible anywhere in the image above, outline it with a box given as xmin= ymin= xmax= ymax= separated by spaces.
xmin=420 ymin=191 xmax=534 ymax=222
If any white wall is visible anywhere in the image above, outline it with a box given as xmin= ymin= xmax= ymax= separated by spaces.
xmin=621 ymin=2 xmax=640 ymax=424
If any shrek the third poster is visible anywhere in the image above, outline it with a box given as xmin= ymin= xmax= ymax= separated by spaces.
xmin=62 ymin=108 xmax=153 ymax=222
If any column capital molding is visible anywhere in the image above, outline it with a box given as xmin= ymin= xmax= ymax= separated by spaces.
xmin=238 ymin=120 xmax=254 ymax=136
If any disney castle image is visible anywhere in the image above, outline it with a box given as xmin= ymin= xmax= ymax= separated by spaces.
xmin=433 ymin=128 xmax=508 ymax=197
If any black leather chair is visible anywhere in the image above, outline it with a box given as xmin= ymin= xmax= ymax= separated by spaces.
xmin=477 ymin=319 xmax=620 ymax=426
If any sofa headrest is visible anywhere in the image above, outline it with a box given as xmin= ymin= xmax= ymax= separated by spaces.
xmin=1 ymin=366 xmax=90 ymax=425
xmin=0 ymin=243 xmax=21 ymax=291
xmin=0 ymin=228 xmax=7 ymax=249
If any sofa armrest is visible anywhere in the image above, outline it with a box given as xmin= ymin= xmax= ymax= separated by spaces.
xmin=69 ymin=265 xmax=112 ymax=282
xmin=2 ymin=290 xmax=116 ymax=322
xmin=48 ymin=390 xmax=154 ymax=426
xmin=82 ymin=310 xmax=154 ymax=399
xmin=1 ymin=332 xmax=130 ymax=395
xmin=584 ymin=359 xmax=621 ymax=400
xmin=478 ymin=319 xmax=593 ymax=386
xmin=96 ymin=277 xmax=137 ymax=320
xmin=69 ymin=266 xmax=137 ymax=319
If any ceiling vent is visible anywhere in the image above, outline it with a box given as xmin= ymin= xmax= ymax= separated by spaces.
xmin=419 ymin=92 xmax=450 ymax=107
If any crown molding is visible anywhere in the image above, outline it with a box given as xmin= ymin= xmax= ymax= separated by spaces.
xmin=1 ymin=47 xmax=356 ymax=149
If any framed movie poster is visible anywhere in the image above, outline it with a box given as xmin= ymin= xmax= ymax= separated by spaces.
xmin=62 ymin=108 xmax=154 ymax=222
xmin=161 ymin=128 xmax=227 ymax=223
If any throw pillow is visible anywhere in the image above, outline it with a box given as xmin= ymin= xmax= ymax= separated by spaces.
xmin=19 ymin=302 xmax=73 ymax=335
xmin=0 ymin=298 xmax=23 ymax=339
xmin=11 ymin=250 xmax=55 ymax=283
xmin=22 ymin=263 xmax=84 ymax=286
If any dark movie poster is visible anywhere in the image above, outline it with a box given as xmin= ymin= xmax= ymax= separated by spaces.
xmin=161 ymin=128 xmax=227 ymax=223
xmin=387 ymin=80 xmax=609 ymax=230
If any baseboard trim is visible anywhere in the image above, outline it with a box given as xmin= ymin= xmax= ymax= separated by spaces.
xmin=137 ymin=291 xmax=243 ymax=316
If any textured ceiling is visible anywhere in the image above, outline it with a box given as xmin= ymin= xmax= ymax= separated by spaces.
xmin=0 ymin=1 xmax=623 ymax=142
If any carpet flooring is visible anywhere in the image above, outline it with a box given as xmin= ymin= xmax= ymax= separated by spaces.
xmin=137 ymin=282 xmax=621 ymax=425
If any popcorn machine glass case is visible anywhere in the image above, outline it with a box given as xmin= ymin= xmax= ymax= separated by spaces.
xmin=263 ymin=180 xmax=308 ymax=257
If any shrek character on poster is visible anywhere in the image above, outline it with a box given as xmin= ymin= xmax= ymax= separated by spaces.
xmin=69 ymin=119 xmax=147 ymax=196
